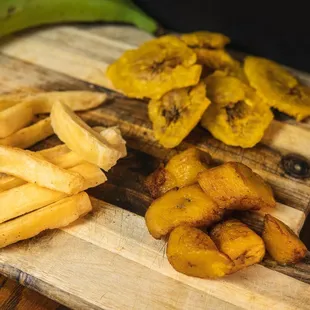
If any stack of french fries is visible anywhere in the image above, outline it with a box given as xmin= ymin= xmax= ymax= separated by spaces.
xmin=0 ymin=90 xmax=126 ymax=248
xmin=0 ymin=89 xmax=107 ymax=149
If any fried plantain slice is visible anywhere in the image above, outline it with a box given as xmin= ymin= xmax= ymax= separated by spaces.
xmin=210 ymin=219 xmax=265 ymax=273
xmin=201 ymin=75 xmax=273 ymax=148
xmin=106 ymin=35 xmax=202 ymax=99
xmin=262 ymin=214 xmax=307 ymax=264
xmin=181 ymin=31 xmax=230 ymax=49
xmin=204 ymin=74 xmax=247 ymax=107
xmin=167 ymin=226 xmax=234 ymax=278
xmin=149 ymin=82 xmax=210 ymax=148
xmin=145 ymin=148 xmax=211 ymax=198
xmin=198 ymin=162 xmax=276 ymax=211
xmin=145 ymin=184 xmax=223 ymax=239
xmin=194 ymin=48 xmax=240 ymax=72
xmin=244 ymin=56 xmax=310 ymax=121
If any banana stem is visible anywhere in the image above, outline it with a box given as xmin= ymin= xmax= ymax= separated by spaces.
xmin=0 ymin=0 xmax=157 ymax=37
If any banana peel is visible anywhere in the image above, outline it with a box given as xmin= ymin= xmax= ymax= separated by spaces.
xmin=0 ymin=0 xmax=157 ymax=38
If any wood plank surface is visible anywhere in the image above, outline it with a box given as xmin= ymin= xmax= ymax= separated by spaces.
xmin=0 ymin=274 xmax=66 ymax=310
xmin=1 ymin=197 xmax=310 ymax=310
xmin=0 ymin=24 xmax=310 ymax=309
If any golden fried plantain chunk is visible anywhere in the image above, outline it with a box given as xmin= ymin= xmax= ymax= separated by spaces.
xmin=181 ymin=31 xmax=230 ymax=49
xmin=145 ymin=184 xmax=222 ymax=239
xmin=198 ymin=162 xmax=276 ymax=210
xmin=145 ymin=148 xmax=211 ymax=198
xmin=210 ymin=219 xmax=265 ymax=273
xmin=149 ymin=82 xmax=211 ymax=148
xmin=145 ymin=166 xmax=177 ymax=199
xmin=194 ymin=48 xmax=240 ymax=72
xmin=244 ymin=56 xmax=310 ymax=121
xmin=165 ymin=148 xmax=210 ymax=187
xmin=262 ymin=214 xmax=307 ymax=264
xmin=201 ymin=75 xmax=273 ymax=148
xmin=167 ymin=226 xmax=234 ymax=278
xmin=106 ymin=35 xmax=202 ymax=99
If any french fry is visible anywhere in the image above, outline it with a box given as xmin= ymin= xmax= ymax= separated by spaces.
xmin=0 ymin=89 xmax=40 ymax=112
xmin=0 ymin=145 xmax=84 ymax=193
xmin=0 ymin=117 xmax=54 ymax=149
xmin=51 ymin=102 xmax=122 ymax=171
xmin=40 ymin=147 xmax=84 ymax=168
xmin=0 ymin=162 xmax=106 ymax=224
xmin=0 ymin=145 xmax=84 ymax=194
xmin=0 ymin=124 xmax=124 ymax=192
xmin=0 ymin=101 xmax=33 ymax=138
xmin=38 ymin=144 xmax=71 ymax=158
xmin=0 ymin=174 xmax=25 ymax=193
xmin=0 ymin=90 xmax=107 ymax=113
xmin=0 ymin=192 xmax=92 ymax=249
xmin=93 ymin=126 xmax=127 ymax=158
xmin=31 ymin=91 xmax=107 ymax=113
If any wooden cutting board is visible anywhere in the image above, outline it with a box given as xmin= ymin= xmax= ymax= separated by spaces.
xmin=0 ymin=24 xmax=310 ymax=310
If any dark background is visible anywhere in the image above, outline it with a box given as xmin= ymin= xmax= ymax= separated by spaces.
xmin=134 ymin=0 xmax=310 ymax=73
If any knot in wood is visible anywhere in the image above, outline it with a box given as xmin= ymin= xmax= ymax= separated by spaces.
xmin=281 ymin=154 xmax=310 ymax=179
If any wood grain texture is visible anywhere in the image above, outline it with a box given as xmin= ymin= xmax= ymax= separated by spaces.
xmin=0 ymin=274 xmax=66 ymax=310
xmin=0 ymin=24 xmax=310 ymax=309
xmin=0 ymin=198 xmax=309 ymax=310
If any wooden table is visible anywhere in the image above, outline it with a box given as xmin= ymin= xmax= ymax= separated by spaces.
xmin=1 ymin=24 xmax=310 ymax=309
xmin=0 ymin=275 xmax=66 ymax=309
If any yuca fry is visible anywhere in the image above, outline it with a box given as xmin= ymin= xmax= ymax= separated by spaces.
xmin=93 ymin=126 xmax=127 ymax=157
xmin=0 ymin=88 xmax=40 ymax=112
xmin=38 ymin=124 xmax=121 ymax=166
xmin=0 ymin=125 xmax=124 ymax=192
xmin=0 ymin=145 xmax=84 ymax=194
xmin=0 ymin=163 xmax=106 ymax=224
xmin=0 ymin=117 xmax=53 ymax=149
xmin=38 ymin=144 xmax=71 ymax=158
xmin=0 ymin=101 xmax=33 ymax=138
xmin=0 ymin=91 xmax=107 ymax=113
xmin=31 ymin=91 xmax=107 ymax=114
xmin=40 ymin=148 xmax=84 ymax=169
xmin=0 ymin=174 xmax=25 ymax=193
xmin=0 ymin=145 xmax=83 ymax=193
xmin=51 ymin=102 xmax=123 ymax=171
xmin=0 ymin=192 xmax=92 ymax=249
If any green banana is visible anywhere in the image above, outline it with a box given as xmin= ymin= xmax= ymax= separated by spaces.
xmin=0 ymin=0 xmax=157 ymax=37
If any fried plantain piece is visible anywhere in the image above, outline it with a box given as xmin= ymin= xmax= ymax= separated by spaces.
xmin=262 ymin=215 xmax=307 ymax=264
xmin=145 ymin=184 xmax=223 ymax=239
xmin=204 ymin=74 xmax=247 ymax=107
xmin=181 ymin=31 xmax=230 ymax=49
xmin=167 ymin=226 xmax=234 ymax=278
xmin=106 ymin=35 xmax=202 ymax=99
xmin=149 ymin=82 xmax=210 ymax=148
xmin=180 ymin=31 xmax=239 ymax=73
xmin=165 ymin=148 xmax=210 ymax=187
xmin=201 ymin=74 xmax=273 ymax=148
xmin=198 ymin=162 xmax=276 ymax=211
xmin=244 ymin=56 xmax=310 ymax=121
xmin=210 ymin=219 xmax=265 ymax=273
xmin=194 ymin=48 xmax=240 ymax=72
xmin=145 ymin=148 xmax=211 ymax=198
xmin=144 ymin=165 xmax=177 ymax=199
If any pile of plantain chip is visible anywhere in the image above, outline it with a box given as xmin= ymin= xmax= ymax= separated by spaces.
xmin=107 ymin=31 xmax=310 ymax=149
